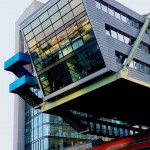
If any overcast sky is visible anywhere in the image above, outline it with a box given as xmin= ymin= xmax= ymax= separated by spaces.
xmin=0 ymin=0 xmax=150 ymax=149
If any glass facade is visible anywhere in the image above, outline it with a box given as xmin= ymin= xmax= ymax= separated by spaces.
xmin=22 ymin=0 xmax=105 ymax=96
xmin=23 ymin=72 xmax=99 ymax=150
xmin=25 ymin=90 xmax=98 ymax=150
xmin=22 ymin=1 xmax=105 ymax=149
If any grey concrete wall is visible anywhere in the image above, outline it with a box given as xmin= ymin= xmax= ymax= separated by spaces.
xmin=13 ymin=1 xmax=43 ymax=150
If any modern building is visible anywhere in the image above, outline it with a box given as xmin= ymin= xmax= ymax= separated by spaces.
xmin=4 ymin=0 xmax=150 ymax=149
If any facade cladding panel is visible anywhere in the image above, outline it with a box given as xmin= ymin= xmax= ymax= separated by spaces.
xmin=18 ymin=0 xmax=150 ymax=149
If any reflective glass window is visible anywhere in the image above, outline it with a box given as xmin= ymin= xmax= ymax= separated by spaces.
xmin=66 ymin=22 xmax=78 ymax=36
xmin=60 ymin=4 xmax=71 ymax=16
xmin=47 ymin=36 xmax=58 ymax=47
xmin=108 ymin=7 xmax=114 ymax=16
xmin=63 ymin=11 xmax=74 ymax=24
xmin=69 ymin=31 xmax=80 ymax=42
xmin=106 ymin=29 xmax=110 ymax=36
xmin=96 ymin=1 xmax=101 ymax=9
xmin=35 ymin=32 xmax=45 ymax=42
xmin=73 ymin=3 xmax=85 ymax=17
xmin=31 ymin=18 xmax=40 ymax=29
xmin=77 ymin=15 xmax=89 ymax=28
xmin=43 ymin=25 xmax=54 ymax=37
xmin=57 ymin=0 xmax=68 ymax=9
xmin=101 ymin=4 xmax=108 ymax=13
xmin=70 ymin=0 xmax=82 ymax=9
xmin=118 ymin=33 xmax=124 ymax=42
xmin=83 ymin=31 xmax=95 ymax=43
xmin=33 ymin=25 xmax=42 ymax=36
xmin=28 ymin=38 xmax=37 ymax=48
xmin=48 ymin=4 xmax=58 ymax=16
xmin=72 ymin=38 xmax=83 ymax=50
xmin=41 ymin=19 xmax=51 ymax=30
xmin=124 ymin=36 xmax=130 ymax=44
xmin=62 ymin=45 xmax=73 ymax=56
xmin=51 ymin=11 xmax=61 ymax=23
xmin=79 ymin=23 xmax=92 ymax=36
xmin=115 ymin=11 xmax=121 ymax=20
xmin=25 ymin=31 xmax=34 ymax=41
xmin=111 ymin=30 xmax=117 ymax=39
xmin=121 ymin=15 xmax=127 ymax=23
xmin=53 ymin=19 xmax=63 ymax=30
xmin=39 ymin=11 xmax=49 ymax=23
xmin=56 ymin=30 xmax=67 ymax=42
xmin=23 ymin=25 xmax=32 ymax=35
xmin=59 ymin=37 xmax=70 ymax=49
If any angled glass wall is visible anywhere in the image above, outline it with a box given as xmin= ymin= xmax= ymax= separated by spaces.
xmin=22 ymin=0 xmax=105 ymax=96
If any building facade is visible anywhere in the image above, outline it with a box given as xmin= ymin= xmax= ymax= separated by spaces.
xmin=11 ymin=1 xmax=99 ymax=150
xmin=4 ymin=0 xmax=150 ymax=149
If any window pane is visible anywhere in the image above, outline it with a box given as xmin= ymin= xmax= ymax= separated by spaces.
xmin=121 ymin=15 xmax=127 ymax=23
xmin=48 ymin=4 xmax=58 ymax=16
xmin=35 ymin=32 xmax=45 ymax=42
xmin=27 ymin=38 xmax=36 ymax=48
xmin=62 ymin=45 xmax=73 ymax=56
xmin=69 ymin=31 xmax=80 ymax=42
xmin=106 ymin=29 xmax=110 ymax=36
xmin=33 ymin=25 xmax=43 ymax=36
xmin=51 ymin=11 xmax=61 ymax=23
xmin=73 ymin=3 xmax=85 ymax=17
xmin=118 ymin=33 xmax=124 ymax=42
xmin=115 ymin=11 xmax=121 ymax=20
xmin=57 ymin=0 xmax=68 ymax=9
xmin=56 ymin=30 xmax=67 ymax=42
xmin=43 ymin=25 xmax=54 ymax=37
xmin=101 ymin=4 xmax=108 ymax=13
xmin=77 ymin=15 xmax=89 ymax=28
xmin=60 ymin=4 xmax=71 ymax=16
xmin=53 ymin=19 xmax=63 ymax=30
xmin=70 ymin=0 xmax=82 ymax=9
xmin=25 ymin=32 xmax=34 ymax=41
xmin=31 ymin=19 xmax=40 ymax=29
xmin=124 ymin=36 xmax=130 ymax=44
xmin=79 ymin=23 xmax=92 ymax=36
xmin=108 ymin=7 xmax=114 ymax=16
xmin=63 ymin=11 xmax=74 ymax=24
xmin=96 ymin=1 xmax=101 ymax=9
xmin=83 ymin=31 xmax=95 ymax=43
xmin=111 ymin=30 xmax=117 ymax=39
xmin=23 ymin=25 xmax=32 ymax=35
xmin=39 ymin=11 xmax=49 ymax=23
xmin=41 ymin=19 xmax=51 ymax=30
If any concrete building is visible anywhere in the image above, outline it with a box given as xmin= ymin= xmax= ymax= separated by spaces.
xmin=4 ymin=0 xmax=150 ymax=149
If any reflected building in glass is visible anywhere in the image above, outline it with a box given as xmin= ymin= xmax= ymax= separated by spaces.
xmin=5 ymin=0 xmax=150 ymax=150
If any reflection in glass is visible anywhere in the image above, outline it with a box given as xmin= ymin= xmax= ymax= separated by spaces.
xmin=25 ymin=31 xmax=34 ymax=41
xmin=70 ymin=0 xmax=82 ymax=9
xmin=53 ymin=19 xmax=63 ymax=30
xmin=33 ymin=25 xmax=42 ymax=36
xmin=39 ymin=11 xmax=49 ymax=23
xmin=73 ymin=4 xmax=85 ymax=17
xmin=51 ymin=11 xmax=61 ymax=23
xmin=28 ymin=38 xmax=36 ymax=48
xmin=57 ymin=0 xmax=68 ymax=9
xmin=41 ymin=19 xmax=51 ymax=30
xmin=60 ymin=4 xmax=71 ymax=16
xmin=48 ymin=4 xmax=58 ymax=16
xmin=31 ymin=18 xmax=40 ymax=29
xmin=63 ymin=11 xmax=74 ymax=24
xmin=43 ymin=25 xmax=54 ymax=37
xmin=23 ymin=25 xmax=32 ymax=35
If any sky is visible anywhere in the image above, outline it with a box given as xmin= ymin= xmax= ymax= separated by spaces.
xmin=0 ymin=0 xmax=150 ymax=150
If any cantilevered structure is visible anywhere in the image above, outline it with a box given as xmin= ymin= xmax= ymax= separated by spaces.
xmin=5 ymin=0 xmax=150 ymax=140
